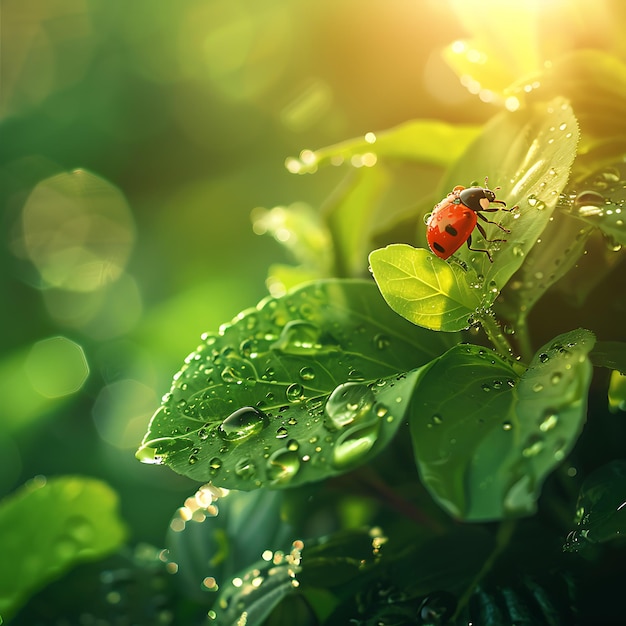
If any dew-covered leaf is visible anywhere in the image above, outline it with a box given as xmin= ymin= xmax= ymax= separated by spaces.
xmin=438 ymin=98 xmax=579 ymax=304
xmin=0 ymin=476 xmax=127 ymax=620
xmin=564 ymin=460 xmax=626 ymax=554
xmin=496 ymin=209 xmax=593 ymax=332
xmin=137 ymin=280 xmax=456 ymax=489
xmin=369 ymin=244 xmax=482 ymax=332
xmin=286 ymin=120 xmax=481 ymax=174
xmin=442 ymin=1 xmax=543 ymax=100
xmin=411 ymin=329 xmax=595 ymax=520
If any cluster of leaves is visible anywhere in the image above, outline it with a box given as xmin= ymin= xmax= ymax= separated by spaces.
xmin=130 ymin=24 xmax=626 ymax=626
xmin=4 ymin=3 xmax=626 ymax=625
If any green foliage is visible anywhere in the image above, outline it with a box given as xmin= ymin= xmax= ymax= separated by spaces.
xmin=137 ymin=280 xmax=455 ymax=489
xmin=0 ymin=476 xmax=127 ymax=620
xmin=564 ymin=460 xmax=626 ymax=554
xmin=411 ymin=330 xmax=594 ymax=520
xmin=131 ymin=7 xmax=626 ymax=618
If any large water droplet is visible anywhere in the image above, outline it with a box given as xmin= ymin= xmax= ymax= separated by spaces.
xmin=266 ymin=449 xmax=300 ymax=484
xmin=299 ymin=366 xmax=315 ymax=381
xmin=218 ymin=406 xmax=269 ymax=442
xmin=271 ymin=320 xmax=329 ymax=355
xmin=324 ymin=382 xmax=375 ymax=430
xmin=285 ymin=383 xmax=304 ymax=402
xmin=332 ymin=419 xmax=381 ymax=468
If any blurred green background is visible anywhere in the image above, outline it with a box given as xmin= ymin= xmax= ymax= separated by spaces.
xmin=0 ymin=0 xmax=491 ymax=544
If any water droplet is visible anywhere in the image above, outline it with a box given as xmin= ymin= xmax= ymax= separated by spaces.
xmin=432 ymin=414 xmax=443 ymax=425
xmin=286 ymin=438 xmax=299 ymax=451
xmin=209 ymin=457 xmax=222 ymax=472
xmin=332 ymin=419 xmax=381 ymax=469
xmin=375 ymin=403 xmax=388 ymax=418
xmin=488 ymin=280 xmax=498 ymax=294
xmin=324 ymin=382 xmax=375 ymax=430
xmin=271 ymin=320 xmax=327 ymax=355
xmin=198 ymin=426 xmax=209 ymax=441
xmin=221 ymin=366 xmax=240 ymax=383
xmin=492 ymin=380 xmax=503 ymax=389
xmin=539 ymin=353 xmax=549 ymax=363
xmin=373 ymin=334 xmax=391 ymax=350
xmin=551 ymin=372 xmax=562 ymax=385
xmin=235 ymin=458 xmax=256 ymax=479
xmin=218 ymin=406 xmax=269 ymax=442
xmin=188 ymin=453 xmax=198 ymax=465
xmin=481 ymin=383 xmax=491 ymax=392
xmin=267 ymin=449 xmax=300 ymax=484
xmin=502 ymin=421 xmax=513 ymax=431
xmin=539 ymin=411 xmax=559 ymax=432
xmin=299 ymin=366 xmax=315 ymax=381
xmin=276 ymin=426 xmax=288 ymax=439
xmin=532 ymin=382 xmax=544 ymax=392
xmin=522 ymin=436 xmax=544 ymax=457
xmin=286 ymin=383 xmax=304 ymax=402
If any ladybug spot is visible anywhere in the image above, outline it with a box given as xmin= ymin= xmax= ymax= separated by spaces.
xmin=445 ymin=224 xmax=459 ymax=237
xmin=433 ymin=242 xmax=445 ymax=254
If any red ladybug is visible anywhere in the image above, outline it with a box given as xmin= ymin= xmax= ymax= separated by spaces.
xmin=426 ymin=182 xmax=516 ymax=262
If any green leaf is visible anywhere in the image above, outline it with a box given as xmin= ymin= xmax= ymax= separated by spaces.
xmin=571 ymin=164 xmax=626 ymax=246
xmin=213 ymin=554 xmax=301 ymax=626
xmin=564 ymin=460 xmax=626 ymax=553
xmin=410 ymin=329 xmax=595 ymax=520
xmin=439 ymin=98 xmax=579 ymax=302
xmin=167 ymin=489 xmax=293 ymax=596
xmin=285 ymin=120 xmax=482 ymax=174
xmin=590 ymin=341 xmax=626 ymax=372
xmin=369 ymin=244 xmax=482 ymax=332
xmin=325 ymin=166 xmax=392 ymax=277
xmin=137 ymin=279 xmax=456 ymax=489
xmin=496 ymin=209 xmax=593 ymax=333
xmin=0 ymin=476 xmax=127 ymax=620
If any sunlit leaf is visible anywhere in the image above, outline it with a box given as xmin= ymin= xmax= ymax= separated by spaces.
xmin=324 ymin=166 xmax=391 ymax=277
xmin=137 ymin=280 xmax=456 ymax=489
xmin=511 ymin=50 xmax=626 ymax=175
xmin=564 ymin=460 xmax=626 ymax=553
xmin=0 ymin=476 xmax=127 ymax=620
xmin=369 ymin=244 xmax=482 ymax=332
xmin=411 ymin=329 xmax=595 ymax=520
xmin=443 ymin=1 xmax=542 ymax=101
xmin=286 ymin=120 xmax=481 ymax=174
xmin=439 ymin=98 xmax=579 ymax=304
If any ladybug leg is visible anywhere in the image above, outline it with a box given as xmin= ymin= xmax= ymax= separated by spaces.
xmin=477 ymin=212 xmax=511 ymax=234
xmin=465 ymin=233 xmax=494 ymax=262
xmin=476 ymin=221 xmax=507 ymax=243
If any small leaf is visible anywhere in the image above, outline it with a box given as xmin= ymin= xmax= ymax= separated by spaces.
xmin=411 ymin=329 xmax=595 ymax=520
xmin=0 ymin=476 xmax=127 ymax=620
xmin=286 ymin=120 xmax=481 ymax=174
xmin=564 ymin=460 xmax=626 ymax=553
xmin=369 ymin=244 xmax=482 ymax=332
xmin=137 ymin=280 xmax=456 ymax=489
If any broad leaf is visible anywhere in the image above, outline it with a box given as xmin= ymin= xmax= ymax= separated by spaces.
xmin=411 ymin=329 xmax=595 ymax=520
xmin=285 ymin=120 xmax=481 ymax=174
xmin=564 ymin=460 xmax=626 ymax=553
xmin=369 ymin=244 xmax=482 ymax=332
xmin=137 ymin=280 xmax=456 ymax=489
xmin=439 ymin=98 xmax=579 ymax=304
xmin=0 ymin=476 xmax=127 ymax=620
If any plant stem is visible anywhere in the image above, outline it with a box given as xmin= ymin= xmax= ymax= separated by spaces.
xmin=515 ymin=316 xmax=534 ymax=363
xmin=453 ymin=519 xmax=517 ymax=619
xmin=479 ymin=309 xmax=515 ymax=358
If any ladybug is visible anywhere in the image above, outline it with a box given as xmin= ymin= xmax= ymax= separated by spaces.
xmin=426 ymin=181 xmax=517 ymax=262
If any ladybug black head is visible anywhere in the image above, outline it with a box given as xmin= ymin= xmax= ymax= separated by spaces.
xmin=458 ymin=187 xmax=496 ymax=212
